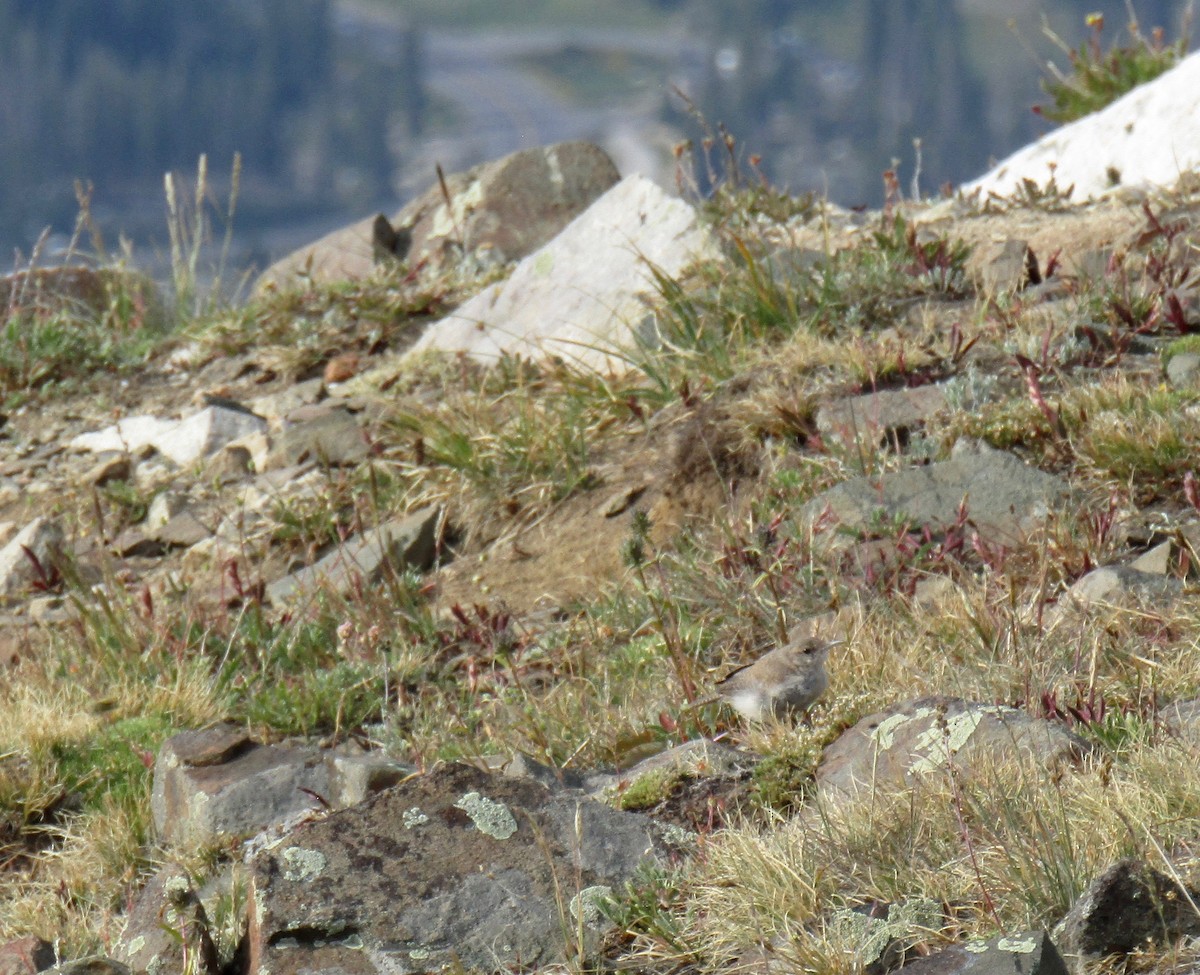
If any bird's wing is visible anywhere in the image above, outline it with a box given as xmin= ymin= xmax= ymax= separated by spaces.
xmin=715 ymin=660 xmax=755 ymax=688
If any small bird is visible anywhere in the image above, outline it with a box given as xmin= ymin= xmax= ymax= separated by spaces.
xmin=716 ymin=634 xmax=840 ymax=723
xmin=372 ymin=214 xmax=413 ymax=265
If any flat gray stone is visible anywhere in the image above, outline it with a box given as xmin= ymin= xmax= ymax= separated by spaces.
xmin=970 ymin=238 xmax=1035 ymax=295
xmin=805 ymin=440 xmax=1072 ymax=545
xmin=248 ymin=378 xmax=327 ymax=423
xmin=71 ymin=407 xmax=267 ymax=467
xmin=1066 ymin=565 xmax=1182 ymax=609
xmin=407 ymin=174 xmax=718 ymax=372
xmin=1128 ymin=540 xmax=1175 ymax=575
xmin=150 ymin=511 xmax=212 ymax=549
xmin=265 ymin=508 xmax=442 ymax=605
xmin=85 ymin=453 xmax=132 ymax=487
xmin=266 ymin=405 xmax=368 ymax=469
xmin=71 ymin=416 xmax=177 ymax=457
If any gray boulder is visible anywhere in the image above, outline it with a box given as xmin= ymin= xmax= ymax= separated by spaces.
xmin=1054 ymin=859 xmax=1200 ymax=973
xmin=152 ymin=724 xmax=412 ymax=847
xmin=265 ymin=507 xmax=442 ymax=606
xmin=257 ymin=141 xmax=621 ymax=290
xmin=805 ymin=440 xmax=1072 ymax=546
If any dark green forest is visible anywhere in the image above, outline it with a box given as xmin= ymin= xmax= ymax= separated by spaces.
xmin=0 ymin=0 xmax=419 ymax=263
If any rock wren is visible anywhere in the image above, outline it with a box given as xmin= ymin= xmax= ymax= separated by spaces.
xmin=716 ymin=634 xmax=839 ymax=722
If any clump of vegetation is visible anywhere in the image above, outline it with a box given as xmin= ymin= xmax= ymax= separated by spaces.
xmin=0 ymin=190 xmax=167 ymax=403
xmin=1034 ymin=6 xmax=1189 ymax=123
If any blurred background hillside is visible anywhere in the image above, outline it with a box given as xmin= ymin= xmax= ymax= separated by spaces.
xmin=0 ymin=0 xmax=1191 ymax=276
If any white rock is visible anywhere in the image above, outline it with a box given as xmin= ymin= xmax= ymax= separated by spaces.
xmin=964 ymin=51 xmax=1200 ymax=201
xmin=406 ymin=175 xmax=718 ymax=372
xmin=0 ymin=516 xmax=64 ymax=599
xmin=147 ymin=492 xmax=189 ymax=531
xmin=0 ymin=478 xmax=22 ymax=507
xmin=71 ymin=407 xmax=267 ymax=468
xmin=156 ymin=407 xmax=268 ymax=466
xmin=71 ymin=415 xmax=178 ymax=455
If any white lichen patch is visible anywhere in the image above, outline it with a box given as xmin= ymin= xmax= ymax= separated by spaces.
xmin=432 ymin=180 xmax=485 ymax=238
xmin=828 ymin=897 xmax=941 ymax=965
xmin=910 ymin=709 xmax=984 ymax=774
xmin=163 ymin=874 xmax=191 ymax=897
xmin=281 ymin=846 xmax=328 ymax=882
xmin=656 ymin=821 xmax=698 ymax=848
xmin=453 ymin=791 xmax=518 ymax=839
xmin=872 ymin=709 xmax=932 ymax=750
xmin=402 ymin=806 xmax=429 ymax=829
xmin=997 ymin=935 xmax=1038 ymax=953
xmin=569 ymin=886 xmax=614 ymax=928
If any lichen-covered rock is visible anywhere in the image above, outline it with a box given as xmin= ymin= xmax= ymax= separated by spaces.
xmin=246 ymin=763 xmax=685 ymax=975
xmin=895 ymin=930 xmax=1069 ymax=975
xmin=816 ymin=697 xmax=1091 ymax=802
xmin=113 ymin=864 xmax=219 ymax=975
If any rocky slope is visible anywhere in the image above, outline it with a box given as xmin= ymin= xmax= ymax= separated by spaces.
xmin=1 ymin=131 xmax=1200 ymax=975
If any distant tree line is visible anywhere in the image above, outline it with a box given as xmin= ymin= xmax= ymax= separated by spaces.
xmin=680 ymin=0 xmax=1191 ymax=204
xmin=0 ymin=0 xmax=421 ymax=259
